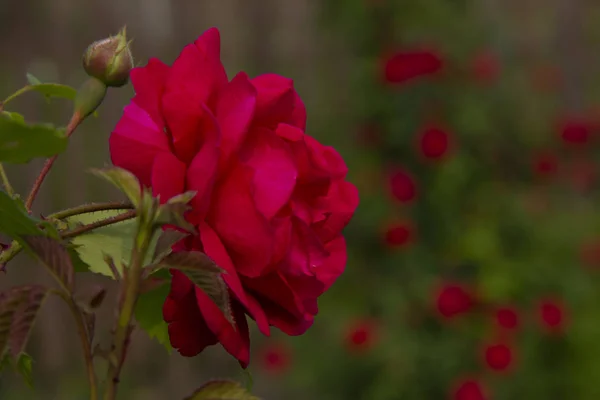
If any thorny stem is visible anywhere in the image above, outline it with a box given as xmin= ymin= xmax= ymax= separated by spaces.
xmin=0 ymin=163 xmax=14 ymax=197
xmin=25 ymin=112 xmax=83 ymax=211
xmin=0 ymin=208 xmax=137 ymax=268
xmin=103 ymin=217 xmax=153 ymax=400
xmin=62 ymin=210 xmax=136 ymax=239
xmin=49 ymin=202 xmax=134 ymax=221
xmin=52 ymin=289 xmax=98 ymax=400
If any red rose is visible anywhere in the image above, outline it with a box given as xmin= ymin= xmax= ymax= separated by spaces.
xmin=532 ymin=152 xmax=558 ymax=178
xmin=495 ymin=307 xmax=519 ymax=330
xmin=382 ymin=49 xmax=443 ymax=84
xmin=344 ymin=318 xmax=379 ymax=353
xmin=109 ymin=28 xmax=359 ymax=367
xmin=258 ymin=341 xmax=292 ymax=375
xmin=483 ymin=342 xmax=513 ymax=372
xmin=560 ymin=118 xmax=590 ymax=144
xmin=388 ymin=168 xmax=417 ymax=203
xmin=452 ymin=378 xmax=488 ymax=400
xmin=418 ymin=125 xmax=451 ymax=159
xmin=538 ymin=298 xmax=566 ymax=334
xmin=384 ymin=222 xmax=413 ymax=248
xmin=435 ymin=283 xmax=474 ymax=319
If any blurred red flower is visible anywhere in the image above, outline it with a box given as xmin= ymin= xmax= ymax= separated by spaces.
xmin=384 ymin=222 xmax=413 ymax=248
xmin=560 ymin=118 xmax=591 ymax=145
xmin=471 ymin=51 xmax=500 ymax=84
xmin=538 ymin=299 xmax=566 ymax=334
xmin=495 ymin=307 xmax=519 ymax=330
xmin=484 ymin=342 xmax=513 ymax=372
xmin=258 ymin=341 xmax=292 ymax=375
xmin=452 ymin=378 xmax=488 ymax=400
xmin=345 ymin=318 xmax=379 ymax=353
xmin=389 ymin=169 xmax=417 ymax=203
xmin=418 ymin=125 xmax=451 ymax=159
xmin=436 ymin=283 xmax=474 ymax=319
xmin=382 ymin=49 xmax=443 ymax=84
xmin=533 ymin=152 xmax=558 ymax=178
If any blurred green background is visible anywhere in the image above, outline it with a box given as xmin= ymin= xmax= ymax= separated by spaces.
xmin=3 ymin=0 xmax=600 ymax=399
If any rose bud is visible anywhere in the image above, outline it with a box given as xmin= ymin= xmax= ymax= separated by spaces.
xmin=83 ymin=27 xmax=133 ymax=88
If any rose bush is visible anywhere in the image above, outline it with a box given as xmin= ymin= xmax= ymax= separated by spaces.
xmin=109 ymin=27 xmax=358 ymax=366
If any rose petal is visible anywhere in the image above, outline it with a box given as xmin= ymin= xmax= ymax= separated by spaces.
xmin=130 ymin=58 xmax=170 ymax=129
xmin=243 ymin=272 xmax=313 ymax=336
xmin=315 ymin=235 xmax=347 ymax=291
xmin=313 ymin=180 xmax=359 ymax=242
xmin=163 ymin=274 xmax=217 ymax=356
xmin=151 ymin=152 xmax=187 ymax=202
xmin=185 ymin=107 xmax=221 ymax=221
xmin=165 ymin=28 xmax=227 ymax=108
xmin=110 ymin=102 xmax=170 ymax=186
xmin=243 ymin=128 xmax=298 ymax=219
xmin=161 ymin=90 xmax=208 ymax=163
xmin=194 ymin=283 xmax=250 ymax=366
xmin=216 ymin=72 xmax=257 ymax=171
xmin=199 ymin=221 xmax=270 ymax=336
xmin=282 ymin=217 xmax=329 ymax=277
xmin=209 ymin=165 xmax=274 ymax=277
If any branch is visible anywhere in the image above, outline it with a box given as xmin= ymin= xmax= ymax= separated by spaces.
xmin=0 ymin=209 xmax=137 ymax=269
xmin=61 ymin=210 xmax=137 ymax=239
xmin=52 ymin=289 xmax=98 ymax=400
xmin=25 ymin=112 xmax=83 ymax=211
xmin=49 ymin=202 xmax=134 ymax=220
xmin=0 ymin=163 xmax=14 ymax=197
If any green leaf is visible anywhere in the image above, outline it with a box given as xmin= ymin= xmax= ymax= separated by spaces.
xmin=1 ymin=111 xmax=25 ymax=123
xmin=22 ymin=236 xmax=74 ymax=292
xmin=65 ymin=210 xmax=157 ymax=277
xmin=152 ymin=229 xmax=189 ymax=263
xmin=0 ymin=192 xmax=44 ymax=240
xmin=156 ymin=191 xmax=197 ymax=233
xmin=91 ymin=167 xmax=141 ymax=208
xmin=154 ymin=252 xmax=232 ymax=324
xmin=134 ymin=280 xmax=172 ymax=352
xmin=0 ymin=352 xmax=34 ymax=388
xmin=0 ymin=116 xmax=67 ymax=163
xmin=184 ymin=380 xmax=260 ymax=400
xmin=7 ymin=287 xmax=49 ymax=359
xmin=65 ymin=211 xmax=136 ymax=277
xmin=26 ymin=73 xmax=42 ymax=85
xmin=0 ymin=286 xmax=48 ymax=361
xmin=15 ymin=352 xmax=33 ymax=388
xmin=29 ymin=83 xmax=77 ymax=101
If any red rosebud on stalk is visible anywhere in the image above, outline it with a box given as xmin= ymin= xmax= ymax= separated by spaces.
xmin=83 ymin=27 xmax=133 ymax=88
